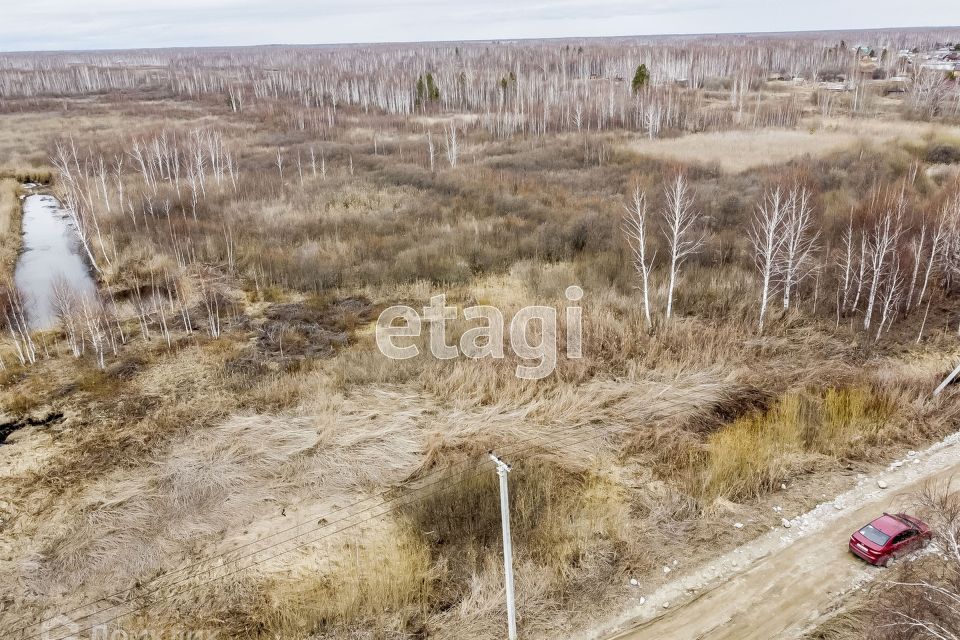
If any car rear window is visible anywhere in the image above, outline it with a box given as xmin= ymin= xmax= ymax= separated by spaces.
xmin=859 ymin=524 xmax=891 ymax=546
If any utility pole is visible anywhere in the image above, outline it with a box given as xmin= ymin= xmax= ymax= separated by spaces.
xmin=934 ymin=360 xmax=960 ymax=396
xmin=489 ymin=451 xmax=518 ymax=640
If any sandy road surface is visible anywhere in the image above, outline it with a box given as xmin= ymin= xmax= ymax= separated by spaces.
xmin=587 ymin=433 xmax=960 ymax=640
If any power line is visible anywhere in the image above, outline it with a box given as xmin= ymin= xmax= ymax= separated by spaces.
xmin=19 ymin=393 xmax=699 ymax=640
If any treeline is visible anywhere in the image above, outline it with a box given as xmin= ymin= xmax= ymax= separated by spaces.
xmin=2 ymin=30 xmax=958 ymax=139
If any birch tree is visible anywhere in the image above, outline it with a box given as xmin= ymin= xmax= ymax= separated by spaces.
xmin=905 ymin=224 xmax=927 ymax=311
xmin=2 ymin=284 xmax=36 ymax=366
xmin=863 ymin=205 xmax=903 ymax=330
xmin=917 ymin=198 xmax=954 ymax=308
xmin=444 ymin=123 xmax=459 ymax=168
xmin=750 ymin=186 xmax=787 ymax=331
xmin=779 ymin=186 xmax=819 ymax=310
xmin=427 ymin=130 xmax=436 ymax=172
xmin=660 ymin=173 xmax=703 ymax=321
xmin=875 ymin=259 xmax=903 ymax=341
xmin=837 ymin=210 xmax=855 ymax=312
xmin=622 ymin=186 xmax=655 ymax=327
xmin=51 ymin=277 xmax=83 ymax=357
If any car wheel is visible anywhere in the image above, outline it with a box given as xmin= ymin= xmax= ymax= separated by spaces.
xmin=881 ymin=556 xmax=892 ymax=568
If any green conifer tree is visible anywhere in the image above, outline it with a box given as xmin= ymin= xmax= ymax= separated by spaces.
xmin=415 ymin=75 xmax=425 ymax=108
xmin=425 ymin=73 xmax=440 ymax=102
xmin=631 ymin=63 xmax=650 ymax=93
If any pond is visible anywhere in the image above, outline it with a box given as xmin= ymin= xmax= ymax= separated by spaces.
xmin=13 ymin=193 xmax=98 ymax=329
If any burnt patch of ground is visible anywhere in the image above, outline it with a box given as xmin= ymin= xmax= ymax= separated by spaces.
xmin=0 ymin=411 xmax=64 ymax=445
xmin=256 ymin=296 xmax=376 ymax=360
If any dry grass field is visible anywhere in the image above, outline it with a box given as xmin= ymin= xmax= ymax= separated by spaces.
xmin=629 ymin=117 xmax=960 ymax=173
xmin=0 ymin=29 xmax=959 ymax=640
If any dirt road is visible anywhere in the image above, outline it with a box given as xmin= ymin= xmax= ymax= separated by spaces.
xmin=587 ymin=433 xmax=960 ymax=640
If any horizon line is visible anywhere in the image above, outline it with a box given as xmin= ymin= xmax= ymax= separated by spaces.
xmin=2 ymin=23 xmax=958 ymax=56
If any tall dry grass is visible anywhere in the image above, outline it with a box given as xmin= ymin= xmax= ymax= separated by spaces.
xmin=695 ymin=387 xmax=899 ymax=502
xmin=231 ymin=522 xmax=434 ymax=638
xmin=0 ymin=177 xmax=21 ymax=277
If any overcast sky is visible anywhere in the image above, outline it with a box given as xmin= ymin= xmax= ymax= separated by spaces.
xmin=2 ymin=0 xmax=958 ymax=52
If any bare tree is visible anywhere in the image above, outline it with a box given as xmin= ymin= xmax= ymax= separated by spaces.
xmin=910 ymin=67 xmax=951 ymax=119
xmin=51 ymin=276 xmax=83 ymax=357
xmin=660 ymin=173 xmax=703 ymax=321
xmin=444 ymin=123 xmax=459 ymax=168
xmin=52 ymin=142 xmax=105 ymax=273
xmin=2 ymin=284 xmax=37 ymax=366
xmin=750 ymin=186 xmax=788 ymax=331
xmin=426 ymin=131 xmax=436 ymax=173
xmin=905 ymin=224 xmax=927 ymax=311
xmin=79 ymin=295 xmax=108 ymax=369
xmin=837 ymin=209 xmax=856 ymax=312
xmin=200 ymin=278 xmax=224 ymax=339
xmin=622 ymin=186 xmax=655 ymax=327
xmin=851 ymin=234 xmax=868 ymax=313
xmin=918 ymin=197 xmax=955 ymax=308
xmin=863 ymin=204 xmax=903 ymax=330
xmin=875 ymin=259 xmax=904 ymax=341
xmin=779 ymin=186 xmax=819 ymax=310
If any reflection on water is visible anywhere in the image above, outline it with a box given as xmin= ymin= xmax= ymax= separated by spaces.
xmin=13 ymin=194 xmax=97 ymax=329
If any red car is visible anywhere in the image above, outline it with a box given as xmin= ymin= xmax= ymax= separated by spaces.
xmin=849 ymin=512 xmax=932 ymax=566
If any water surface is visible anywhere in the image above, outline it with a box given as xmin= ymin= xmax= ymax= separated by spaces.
xmin=13 ymin=194 xmax=97 ymax=329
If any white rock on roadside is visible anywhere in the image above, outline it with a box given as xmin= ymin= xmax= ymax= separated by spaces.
xmin=781 ymin=518 xmax=792 ymax=528
xmin=638 ymin=597 xmax=646 ymax=605
xmin=630 ymin=578 xmax=639 ymax=586
xmin=878 ymin=480 xmax=889 ymax=489
xmin=733 ymin=522 xmax=744 ymax=529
